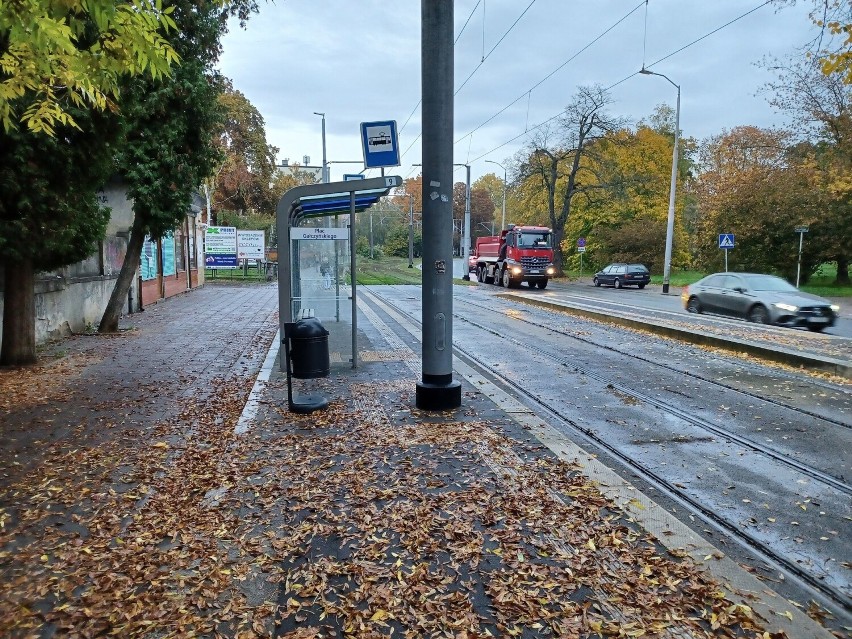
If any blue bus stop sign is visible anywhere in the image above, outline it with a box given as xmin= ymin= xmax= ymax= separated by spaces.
xmin=360 ymin=120 xmax=400 ymax=169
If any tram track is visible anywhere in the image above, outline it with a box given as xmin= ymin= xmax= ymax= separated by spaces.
xmin=452 ymin=298 xmax=852 ymax=495
xmin=464 ymin=295 xmax=852 ymax=429
xmin=362 ymin=288 xmax=852 ymax=621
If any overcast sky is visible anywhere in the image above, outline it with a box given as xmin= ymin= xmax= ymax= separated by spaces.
xmin=217 ymin=0 xmax=817 ymax=184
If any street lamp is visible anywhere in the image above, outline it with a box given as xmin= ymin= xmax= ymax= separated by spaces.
xmin=485 ymin=159 xmax=507 ymax=232
xmin=313 ymin=112 xmax=327 ymax=183
xmin=454 ymin=163 xmax=471 ymax=281
xmin=639 ymin=68 xmax=679 ymax=295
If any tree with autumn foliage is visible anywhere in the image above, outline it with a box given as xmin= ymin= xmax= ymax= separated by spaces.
xmin=98 ymin=0 xmax=258 ymax=334
xmin=0 ymin=0 xmax=179 ymax=135
xmin=691 ymin=127 xmax=824 ymax=281
xmin=567 ymin=122 xmax=693 ymax=273
xmin=208 ymin=82 xmax=279 ymax=222
xmin=514 ymin=86 xmax=626 ymax=274
xmin=762 ymin=53 xmax=851 ymax=283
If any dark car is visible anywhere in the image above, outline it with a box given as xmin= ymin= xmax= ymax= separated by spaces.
xmin=681 ymin=272 xmax=839 ymax=332
xmin=593 ymin=263 xmax=650 ymax=289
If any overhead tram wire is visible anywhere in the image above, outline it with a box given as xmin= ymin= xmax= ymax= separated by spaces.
xmin=469 ymin=0 xmax=777 ymax=165
xmin=454 ymin=0 xmax=538 ymax=96
xmin=455 ymin=0 xmax=646 ymax=147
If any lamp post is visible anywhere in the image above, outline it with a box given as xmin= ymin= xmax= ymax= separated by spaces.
xmin=313 ymin=112 xmax=327 ymax=183
xmin=407 ymin=195 xmax=415 ymax=268
xmin=485 ymin=159 xmax=507 ymax=232
xmin=639 ymin=68 xmax=679 ymax=295
xmin=453 ymin=163 xmax=471 ymax=280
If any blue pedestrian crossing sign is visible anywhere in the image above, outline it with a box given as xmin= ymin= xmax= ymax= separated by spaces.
xmin=718 ymin=233 xmax=735 ymax=249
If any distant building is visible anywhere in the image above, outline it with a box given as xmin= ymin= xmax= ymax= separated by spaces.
xmin=277 ymin=159 xmax=323 ymax=183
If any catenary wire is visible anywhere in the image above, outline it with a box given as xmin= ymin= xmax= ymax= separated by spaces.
xmin=468 ymin=0 xmax=775 ymax=164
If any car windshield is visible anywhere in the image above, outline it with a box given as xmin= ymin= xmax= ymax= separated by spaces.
xmin=742 ymin=275 xmax=797 ymax=292
xmin=518 ymin=232 xmax=551 ymax=248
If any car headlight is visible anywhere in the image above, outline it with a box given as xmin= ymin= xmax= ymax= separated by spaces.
xmin=773 ymin=303 xmax=798 ymax=312
xmin=546 ymin=267 xmax=555 ymax=275
xmin=830 ymin=304 xmax=840 ymax=312
xmin=512 ymin=267 xmax=522 ymax=275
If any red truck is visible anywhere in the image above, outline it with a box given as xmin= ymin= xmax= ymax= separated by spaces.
xmin=472 ymin=224 xmax=555 ymax=289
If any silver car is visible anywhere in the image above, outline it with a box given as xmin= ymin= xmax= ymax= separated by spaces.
xmin=682 ymin=273 xmax=839 ymax=332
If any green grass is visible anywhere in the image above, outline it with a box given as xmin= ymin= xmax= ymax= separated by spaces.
xmin=354 ymin=256 xmax=423 ymax=285
xmin=205 ymin=267 xmax=269 ymax=282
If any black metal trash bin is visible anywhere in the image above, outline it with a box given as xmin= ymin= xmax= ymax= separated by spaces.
xmin=289 ymin=318 xmax=330 ymax=379
xmin=284 ymin=318 xmax=330 ymax=413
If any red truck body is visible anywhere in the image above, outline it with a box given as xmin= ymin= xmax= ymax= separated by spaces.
xmin=472 ymin=225 xmax=555 ymax=289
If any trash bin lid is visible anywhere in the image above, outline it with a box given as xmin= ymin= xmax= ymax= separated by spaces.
xmin=291 ymin=317 xmax=329 ymax=337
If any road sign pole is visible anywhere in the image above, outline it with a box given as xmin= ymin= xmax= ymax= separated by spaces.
xmin=796 ymin=231 xmax=804 ymax=288
xmin=724 ymin=248 xmax=728 ymax=273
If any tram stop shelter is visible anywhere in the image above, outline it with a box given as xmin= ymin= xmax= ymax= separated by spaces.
xmin=276 ymin=176 xmax=402 ymax=371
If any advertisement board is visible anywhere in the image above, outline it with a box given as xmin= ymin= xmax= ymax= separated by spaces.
xmin=237 ymin=230 xmax=265 ymax=260
xmin=204 ymin=226 xmax=238 ymax=268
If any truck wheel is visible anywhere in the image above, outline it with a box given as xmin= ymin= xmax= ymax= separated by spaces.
xmin=495 ymin=269 xmax=503 ymax=286
xmin=502 ymin=268 xmax=511 ymax=288
xmin=537 ymin=280 xmax=548 ymax=289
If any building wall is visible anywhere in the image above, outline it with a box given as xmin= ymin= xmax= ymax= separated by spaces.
xmin=0 ymin=183 xmax=205 ymax=348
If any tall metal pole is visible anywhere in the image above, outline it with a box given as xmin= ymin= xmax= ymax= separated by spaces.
xmin=795 ymin=228 xmax=807 ymax=288
xmin=639 ymin=69 xmax=679 ymax=295
xmin=417 ymin=0 xmax=461 ymax=410
xmin=408 ymin=196 xmax=414 ymax=268
xmin=461 ymin=164 xmax=471 ymax=281
xmin=486 ymin=160 xmax=507 ymax=232
xmin=314 ymin=112 xmax=327 ymax=183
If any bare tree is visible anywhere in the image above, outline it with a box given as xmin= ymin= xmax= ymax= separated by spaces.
xmin=515 ymin=86 xmax=626 ymax=274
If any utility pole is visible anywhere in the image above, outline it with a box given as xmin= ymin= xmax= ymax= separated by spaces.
xmin=417 ymin=0 xmax=461 ymax=410
xmin=408 ymin=195 xmax=415 ymax=268
xmin=485 ymin=159 xmax=507 ymax=232
xmin=639 ymin=69 xmax=679 ymax=294
xmin=455 ymin=163 xmax=471 ymax=281
xmin=795 ymin=225 xmax=809 ymax=288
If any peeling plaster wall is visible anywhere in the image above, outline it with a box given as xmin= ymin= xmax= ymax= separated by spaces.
xmin=0 ymin=181 xmax=137 ymax=348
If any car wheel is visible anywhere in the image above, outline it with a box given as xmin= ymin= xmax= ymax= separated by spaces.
xmin=537 ymin=280 xmax=548 ymax=289
xmin=593 ymin=277 xmax=600 ymax=287
xmin=686 ymin=296 xmax=702 ymax=314
xmin=638 ymin=283 xmax=646 ymax=289
xmin=614 ymin=279 xmax=622 ymax=289
xmin=807 ymin=325 xmax=825 ymax=333
xmin=748 ymin=304 xmax=770 ymax=324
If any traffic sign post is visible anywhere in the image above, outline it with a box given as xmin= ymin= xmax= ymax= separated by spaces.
xmin=795 ymin=225 xmax=809 ymax=288
xmin=360 ymin=120 xmax=400 ymax=169
xmin=577 ymin=238 xmax=586 ymax=275
xmin=718 ymin=233 xmax=735 ymax=272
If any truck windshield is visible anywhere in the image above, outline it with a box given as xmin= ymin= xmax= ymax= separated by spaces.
xmin=518 ymin=232 xmax=551 ymax=248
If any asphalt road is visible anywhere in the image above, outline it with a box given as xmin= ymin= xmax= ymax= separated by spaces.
xmin=452 ymin=259 xmax=852 ymax=340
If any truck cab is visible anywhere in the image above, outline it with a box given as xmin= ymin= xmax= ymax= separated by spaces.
xmin=476 ymin=225 xmax=555 ymax=288
xmin=498 ymin=226 xmax=555 ymax=288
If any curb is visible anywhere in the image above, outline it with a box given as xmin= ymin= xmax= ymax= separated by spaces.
xmin=497 ymin=293 xmax=852 ymax=380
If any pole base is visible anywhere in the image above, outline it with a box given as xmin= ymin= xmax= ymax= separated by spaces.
xmin=289 ymin=393 xmax=328 ymax=414
xmin=415 ymin=380 xmax=462 ymax=411
xmin=662 ymin=283 xmax=670 ymax=294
